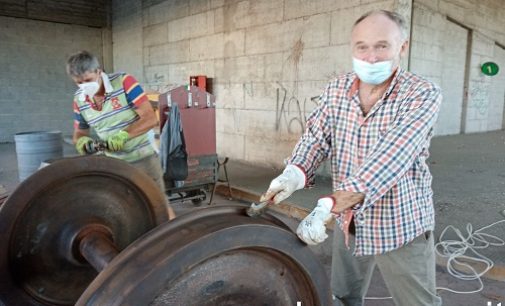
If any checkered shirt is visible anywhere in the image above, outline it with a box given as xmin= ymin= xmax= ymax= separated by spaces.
xmin=287 ymin=68 xmax=442 ymax=256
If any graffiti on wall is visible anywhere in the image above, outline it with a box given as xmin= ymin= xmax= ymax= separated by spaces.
xmin=243 ymin=81 xmax=254 ymax=97
xmin=147 ymin=73 xmax=179 ymax=93
xmin=275 ymin=82 xmax=319 ymax=134
xmin=271 ymin=36 xmax=321 ymax=134
xmin=470 ymin=81 xmax=491 ymax=115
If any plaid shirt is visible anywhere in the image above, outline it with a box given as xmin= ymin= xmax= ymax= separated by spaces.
xmin=287 ymin=68 xmax=442 ymax=256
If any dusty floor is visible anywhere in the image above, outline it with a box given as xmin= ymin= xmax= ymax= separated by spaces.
xmin=429 ymin=130 xmax=505 ymax=265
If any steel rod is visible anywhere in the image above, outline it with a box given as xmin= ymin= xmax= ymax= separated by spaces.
xmin=79 ymin=231 xmax=119 ymax=272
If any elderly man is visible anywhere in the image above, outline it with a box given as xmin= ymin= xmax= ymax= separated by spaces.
xmin=67 ymin=50 xmax=174 ymax=219
xmin=262 ymin=10 xmax=442 ymax=306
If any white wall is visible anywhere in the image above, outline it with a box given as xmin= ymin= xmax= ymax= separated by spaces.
xmin=489 ymin=45 xmax=505 ymax=130
xmin=410 ymin=0 xmax=505 ymax=135
xmin=410 ymin=5 xmax=469 ymax=136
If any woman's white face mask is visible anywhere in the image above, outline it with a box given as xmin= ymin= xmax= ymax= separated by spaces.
xmin=352 ymin=58 xmax=394 ymax=85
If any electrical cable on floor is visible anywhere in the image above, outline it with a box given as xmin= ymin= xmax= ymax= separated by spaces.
xmin=359 ymin=219 xmax=505 ymax=301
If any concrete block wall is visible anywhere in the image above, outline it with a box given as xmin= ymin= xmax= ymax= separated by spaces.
xmin=0 ymin=16 xmax=104 ymax=142
xmin=113 ymin=0 xmax=402 ymax=169
xmin=489 ymin=45 xmax=505 ymax=130
xmin=411 ymin=0 xmax=505 ymax=135
xmin=0 ymin=0 xmax=109 ymax=28
xmin=410 ymin=2 xmax=464 ymax=136
xmin=466 ymin=33 xmax=495 ymax=132
xmin=112 ymin=0 xmax=144 ymax=82
xmin=110 ymin=0 xmax=505 ymax=168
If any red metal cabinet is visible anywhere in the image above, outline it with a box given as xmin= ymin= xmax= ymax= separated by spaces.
xmin=158 ymin=86 xmax=217 ymax=204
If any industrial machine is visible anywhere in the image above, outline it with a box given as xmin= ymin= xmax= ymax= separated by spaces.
xmin=0 ymin=156 xmax=332 ymax=306
xmin=158 ymin=85 xmax=217 ymax=205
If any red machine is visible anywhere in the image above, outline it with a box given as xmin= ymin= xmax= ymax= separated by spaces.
xmin=189 ymin=75 xmax=212 ymax=93
xmin=158 ymin=85 xmax=217 ymax=205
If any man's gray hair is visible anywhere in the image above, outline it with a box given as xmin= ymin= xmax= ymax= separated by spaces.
xmin=353 ymin=10 xmax=408 ymax=40
xmin=66 ymin=50 xmax=101 ymax=77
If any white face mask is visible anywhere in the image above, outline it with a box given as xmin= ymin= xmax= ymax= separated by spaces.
xmin=78 ymin=73 xmax=101 ymax=100
xmin=352 ymin=57 xmax=394 ymax=85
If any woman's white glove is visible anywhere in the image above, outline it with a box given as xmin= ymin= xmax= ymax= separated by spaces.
xmin=296 ymin=197 xmax=334 ymax=245
xmin=261 ymin=165 xmax=305 ymax=204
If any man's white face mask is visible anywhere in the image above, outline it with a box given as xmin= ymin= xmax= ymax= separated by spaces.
xmin=79 ymin=81 xmax=100 ymax=97
xmin=352 ymin=58 xmax=394 ymax=85
xmin=78 ymin=73 xmax=101 ymax=99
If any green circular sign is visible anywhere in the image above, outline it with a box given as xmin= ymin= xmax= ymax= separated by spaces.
xmin=481 ymin=62 xmax=499 ymax=76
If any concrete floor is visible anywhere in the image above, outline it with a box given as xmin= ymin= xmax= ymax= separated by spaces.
xmin=1 ymin=130 xmax=505 ymax=305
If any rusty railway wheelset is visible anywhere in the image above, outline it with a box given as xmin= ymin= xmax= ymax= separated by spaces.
xmin=0 ymin=156 xmax=331 ymax=306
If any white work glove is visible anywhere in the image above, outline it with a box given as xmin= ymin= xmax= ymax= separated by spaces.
xmin=261 ymin=165 xmax=305 ymax=204
xmin=296 ymin=197 xmax=334 ymax=245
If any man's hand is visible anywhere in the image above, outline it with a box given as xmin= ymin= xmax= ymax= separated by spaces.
xmin=107 ymin=131 xmax=129 ymax=152
xmin=296 ymin=197 xmax=334 ymax=245
xmin=330 ymin=190 xmax=365 ymax=214
xmin=75 ymin=136 xmax=94 ymax=155
xmin=261 ymin=165 xmax=305 ymax=204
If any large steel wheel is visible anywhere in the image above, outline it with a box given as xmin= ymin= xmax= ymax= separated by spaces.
xmin=0 ymin=156 xmax=169 ymax=306
xmin=78 ymin=205 xmax=332 ymax=306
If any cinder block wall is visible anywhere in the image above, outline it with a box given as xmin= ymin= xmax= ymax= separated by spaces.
xmin=0 ymin=16 xmax=104 ymax=142
xmin=111 ymin=0 xmax=505 ymax=168
xmin=112 ymin=0 xmax=403 ymax=169
xmin=411 ymin=0 xmax=505 ymax=135
xmin=0 ymin=0 xmax=111 ymax=142
xmin=112 ymin=0 xmax=144 ymax=83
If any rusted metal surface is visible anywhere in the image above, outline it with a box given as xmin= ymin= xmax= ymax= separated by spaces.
xmin=0 ymin=185 xmax=8 ymax=207
xmin=214 ymin=184 xmax=311 ymax=221
xmin=0 ymin=156 xmax=168 ymax=306
xmin=79 ymin=227 xmax=119 ymax=272
xmin=158 ymin=86 xmax=216 ymax=157
xmin=77 ymin=204 xmax=332 ymax=306
xmin=214 ymin=184 xmax=337 ymax=231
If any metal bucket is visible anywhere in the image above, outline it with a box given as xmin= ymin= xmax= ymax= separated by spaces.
xmin=14 ymin=131 xmax=63 ymax=181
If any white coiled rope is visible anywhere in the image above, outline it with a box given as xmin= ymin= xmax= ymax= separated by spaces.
xmin=435 ymin=219 xmax=505 ymax=294
xmin=361 ymin=219 xmax=505 ymax=300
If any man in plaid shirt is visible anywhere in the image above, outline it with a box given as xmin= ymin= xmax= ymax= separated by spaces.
xmin=262 ymin=10 xmax=442 ymax=306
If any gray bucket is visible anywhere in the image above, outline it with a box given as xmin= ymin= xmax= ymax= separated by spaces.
xmin=15 ymin=131 xmax=63 ymax=181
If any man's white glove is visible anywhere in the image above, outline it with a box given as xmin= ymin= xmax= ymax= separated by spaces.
xmin=261 ymin=165 xmax=305 ymax=204
xmin=296 ymin=197 xmax=334 ymax=245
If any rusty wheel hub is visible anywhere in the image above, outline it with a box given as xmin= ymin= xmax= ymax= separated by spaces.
xmin=78 ymin=205 xmax=332 ymax=306
xmin=0 ymin=157 xmax=331 ymax=305
xmin=0 ymin=156 xmax=168 ymax=305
